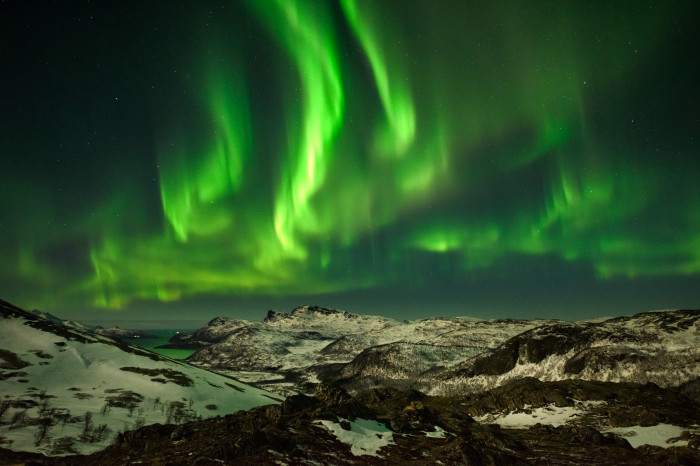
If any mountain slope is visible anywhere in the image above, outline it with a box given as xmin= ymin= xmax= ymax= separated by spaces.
xmin=180 ymin=306 xmax=547 ymax=394
xmin=417 ymin=309 xmax=700 ymax=395
xmin=0 ymin=299 xmax=280 ymax=456
xmin=169 ymin=306 xmax=699 ymax=402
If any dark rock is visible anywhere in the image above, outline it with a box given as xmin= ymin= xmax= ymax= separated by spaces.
xmin=281 ymin=393 xmax=319 ymax=414
xmin=4 ymin=381 xmax=700 ymax=466
xmin=314 ymin=384 xmax=374 ymax=421
xmin=679 ymin=377 xmax=700 ymax=404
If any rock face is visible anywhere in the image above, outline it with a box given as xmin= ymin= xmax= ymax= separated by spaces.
xmin=326 ymin=342 xmax=484 ymax=393
xmin=3 ymin=381 xmax=698 ymax=465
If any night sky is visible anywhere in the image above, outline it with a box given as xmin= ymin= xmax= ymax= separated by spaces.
xmin=2 ymin=1 xmax=699 ymax=324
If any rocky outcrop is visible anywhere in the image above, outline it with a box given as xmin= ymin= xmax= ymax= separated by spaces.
xmin=326 ymin=342 xmax=483 ymax=393
xmin=264 ymin=305 xmax=356 ymax=323
xmin=459 ymin=377 xmax=700 ymax=427
xmin=421 ymin=309 xmax=700 ymax=395
xmin=3 ymin=383 xmax=698 ymax=465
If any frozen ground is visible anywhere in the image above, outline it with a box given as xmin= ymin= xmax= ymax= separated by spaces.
xmin=477 ymin=401 xmax=698 ymax=449
xmin=0 ymin=312 xmax=280 ymax=456
xmin=603 ymin=424 xmax=693 ymax=448
xmin=316 ymin=417 xmax=394 ymax=456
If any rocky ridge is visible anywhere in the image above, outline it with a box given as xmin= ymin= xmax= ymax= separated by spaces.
xmin=2 ymin=381 xmax=698 ymax=465
xmin=28 ymin=309 xmax=157 ymax=341
xmin=416 ymin=310 xmax=700 ymax=395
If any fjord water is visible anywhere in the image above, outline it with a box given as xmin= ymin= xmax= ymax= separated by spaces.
xmin=125 ymin=329 xmax=197 ymax=359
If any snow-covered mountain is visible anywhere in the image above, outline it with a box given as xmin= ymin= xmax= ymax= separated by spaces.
xmin=0 ymin=299 xmax=281 ymax=457
xmin=417 ymin=309 xmax=700 ymax=395
xmin=173 ymin=306 xmax=399 ymax=394
xmin=176 ymin=306 xmax=552 ymax=395
xmin=173 ymin=306 xmax=700 ymax=400
xmin=263 ymin=305 xmax=396 ymax=337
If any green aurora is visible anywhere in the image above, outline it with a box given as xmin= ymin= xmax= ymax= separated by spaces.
xmin=1 ymin=1 xmax=698 ymax=320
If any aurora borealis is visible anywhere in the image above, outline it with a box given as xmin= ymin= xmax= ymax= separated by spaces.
xmin=2 ymin=1 xmax=699 ymax=322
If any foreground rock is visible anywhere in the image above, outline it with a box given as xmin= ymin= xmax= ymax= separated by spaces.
xmin=2 ymin=380 xmax=698 ymax=465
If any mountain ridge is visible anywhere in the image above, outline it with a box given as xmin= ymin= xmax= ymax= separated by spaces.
xmin=169 ymin=306 xmax=700 ymax=399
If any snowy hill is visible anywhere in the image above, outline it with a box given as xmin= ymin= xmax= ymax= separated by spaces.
xmin=172 ymin=306 xmax=700 ymax=400
xmin=178 ymin=307 xmax=551 ymax=395
xmin=0 ymin=299 xmax=281 ymax=456
xmin=417 ymin=309 xmax=700 ymax=395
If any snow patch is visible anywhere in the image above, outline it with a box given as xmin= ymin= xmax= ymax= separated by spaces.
xmin=603 ymin=424 xmax=693 ymax=449
xmin=475 ymin=402 xmax=604 ymax=428
xmin=424 ymin=425 xmax=447 ymax=438
xmin=315 ymin=418 xmax=394 ymax=456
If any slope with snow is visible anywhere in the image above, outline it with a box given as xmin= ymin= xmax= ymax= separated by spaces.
xmin=0 ymin=299 xmax=280 ymax=456
xmin=168 ymin=306 xmax=700 ymax=404
xmin=420 ymin=309 xmax=700 ymax=396
xmin=182 ymin=306 xmax=549 ymax=395
xmin=315 ymin=417 xmax=394 ymax=457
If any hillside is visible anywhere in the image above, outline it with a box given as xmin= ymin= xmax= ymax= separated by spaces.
xmin=177 ymin=306 xmax=546 ymax=395
xmin=169 ymin=306 xmax=700 ymax=400
xmin=0 ymin=299 xmax=281 ymax=456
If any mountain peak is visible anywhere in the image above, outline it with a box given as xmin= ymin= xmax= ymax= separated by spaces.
xmin=264 ymin=305 xmax=353 ymax=324
xmin=292 ymin=305 xmax=355 ymax=319
xmin=259 ymin=306 xmax=394 ymax=340
xmin=206 ymin=316 xmax=235 ymax=327
xmin=29 ymin=309 xmax=65 ymax=325
xmin=263 ymin=309 xmax=283 ymax=322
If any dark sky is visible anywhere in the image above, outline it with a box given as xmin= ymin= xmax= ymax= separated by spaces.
xmin=1 ymin=0 xmax=699 ymax=324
